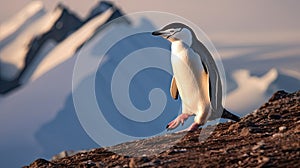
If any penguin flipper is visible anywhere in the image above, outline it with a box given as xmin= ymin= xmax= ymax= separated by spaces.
xmin=170 ymin=76 xmax=179 ymax=100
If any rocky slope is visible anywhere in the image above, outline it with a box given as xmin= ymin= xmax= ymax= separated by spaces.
xmin=26 ymin=90 xmax=300 ymax=168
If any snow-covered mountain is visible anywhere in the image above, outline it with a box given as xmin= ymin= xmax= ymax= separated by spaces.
xmin=0 ymin=1 xmax=299 ymax=168
xmin=0 ymin=1 xmax=129 ymax=94
xmin=0 ymin=1 xmax=130 ymax=167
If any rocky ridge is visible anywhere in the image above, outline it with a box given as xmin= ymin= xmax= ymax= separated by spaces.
xmin=26 ymin=90 xmax=300 ymax=168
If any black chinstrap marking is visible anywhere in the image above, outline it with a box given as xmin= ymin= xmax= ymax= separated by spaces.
xmin=167 ymin=28 xmax=183 ymax=39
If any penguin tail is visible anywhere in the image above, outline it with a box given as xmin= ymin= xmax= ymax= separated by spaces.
xmin=221 ymin=108 xmax=241 ymax=122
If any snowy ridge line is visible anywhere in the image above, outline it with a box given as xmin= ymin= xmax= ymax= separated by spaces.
xmin=0 ymin=1 xmax=43 ymax=41
xmin=29 ymin=7 xmax=115 ymax=82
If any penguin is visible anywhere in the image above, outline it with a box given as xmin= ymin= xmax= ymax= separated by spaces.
xmin=152 ymin=23 xmax=240 ymax=131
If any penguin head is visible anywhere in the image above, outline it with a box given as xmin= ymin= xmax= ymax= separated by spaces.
xmin=152 ymin=23 xmax=194 ymax=46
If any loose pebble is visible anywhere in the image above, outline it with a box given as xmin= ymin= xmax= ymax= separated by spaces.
xmin=272 ymin=133 xmax=284 ymax=138
xmin=279 ymin=126 xmax=287 ymax=132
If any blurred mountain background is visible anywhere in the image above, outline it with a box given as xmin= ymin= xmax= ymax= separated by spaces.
xmin=0 ymin=0 xmax=299 ymax=167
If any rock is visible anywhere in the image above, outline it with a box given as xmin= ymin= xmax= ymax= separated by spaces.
xmin=257 ymin=156 xmax=270 ymax=163
xmin=252 ymin=141 xmax=265 ymax=151
xmin=268 ymin=113 xmax=281 ymax=120
xmin=51 ymin=150 xmax=86 ymax=160
xmin=167 ymin=148 xmax=187 ymax=155
xmin=240 ymin=128 xmax=250 ymax=136
xmin=140 ymin=156 xmax=150 ymax=163
xmin=129 ymin=158 xmax=136 ymax=168
xmin=278 ymin=126 xmax=287 ymax=132
xmin=228 ymin=123 xmax=239 ymax=132
xmin=51 ymin=150 xmax=68 ymax=160
xmin=272 ymin=133 xmax=284 ymax=138
xmin=173 ymin=148 xmax=187 ymax=153
xmin=79 ymin=160 xmax=96 ymax=167
xmin=139 ymin=162 xmax=156 ymax=167
xmin=242 ymin=153 xmax=249 ymax=157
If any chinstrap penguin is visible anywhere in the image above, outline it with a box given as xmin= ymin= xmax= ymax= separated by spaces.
xmin=152 ymin=23 xmax=240 ymax=131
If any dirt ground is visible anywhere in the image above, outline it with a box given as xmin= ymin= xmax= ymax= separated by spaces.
xmin=26 ymin=90 xmax=300 ymax=168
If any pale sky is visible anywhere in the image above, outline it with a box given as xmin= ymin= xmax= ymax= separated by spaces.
xmin=1 ymin=0 xmax=300 ymax=34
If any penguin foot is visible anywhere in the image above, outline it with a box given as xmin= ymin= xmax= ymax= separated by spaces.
xmin=187 ymin=122 xmax=200 ymax=131
xmin=166 ymin=114 xmax=190 ymax=130
xmin=176 ymin=122 xmax=200 ymax=133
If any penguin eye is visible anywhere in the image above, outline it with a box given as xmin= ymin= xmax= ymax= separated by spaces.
xmin=170 ymin=30 xmax=175 ymax=33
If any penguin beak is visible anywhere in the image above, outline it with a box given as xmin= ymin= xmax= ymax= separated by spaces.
xmin=152 ymin=31 xmax=164 ymax=36
xmin=152 ymin=30 xmax=173 ymax=40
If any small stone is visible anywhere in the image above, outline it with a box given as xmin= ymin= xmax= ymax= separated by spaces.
xmin=129 ymin=158 xmax=136 ymax=168
xmin=86 ymin=160 xmax=95 ymax=166
xmin=268 ymin=113 xmax=281 ymax=120
xmin=242 ymin=153 xmax=248 ymax=157
xmin=140 ymin=156 xmax=150 ymax=163
xmin=173 ymin=148 xmax=187 ymax=153
xmin=272 ymin=133 xmax=284 ymax=138
xmin=139 ymin=162 xmax=155 ymax=167
xmin=252 ymin=141 xmax=265 ymax=150
xmin=219 ymin=149 xmax=227 ymax=154
xmin=279 ymin=126 xmax=287 ymax=132
xmin=228 ymin=123 xmax=239 ymax=132
xmin=258 ymin=156 xmax=270 ymax=163
xmin=282 ymin=145 xmax=290 ymax=150
xmin=240 ymin=128 xmax=250 ymax=136
xmin=52 ymin=151 xmax=68 ymax=160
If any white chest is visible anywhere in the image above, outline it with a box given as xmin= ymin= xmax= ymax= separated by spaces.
xmin=170 ymin=41 xmax=208 ymax=113
xmin=171 ymin=41 xmax=202 ymax=76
